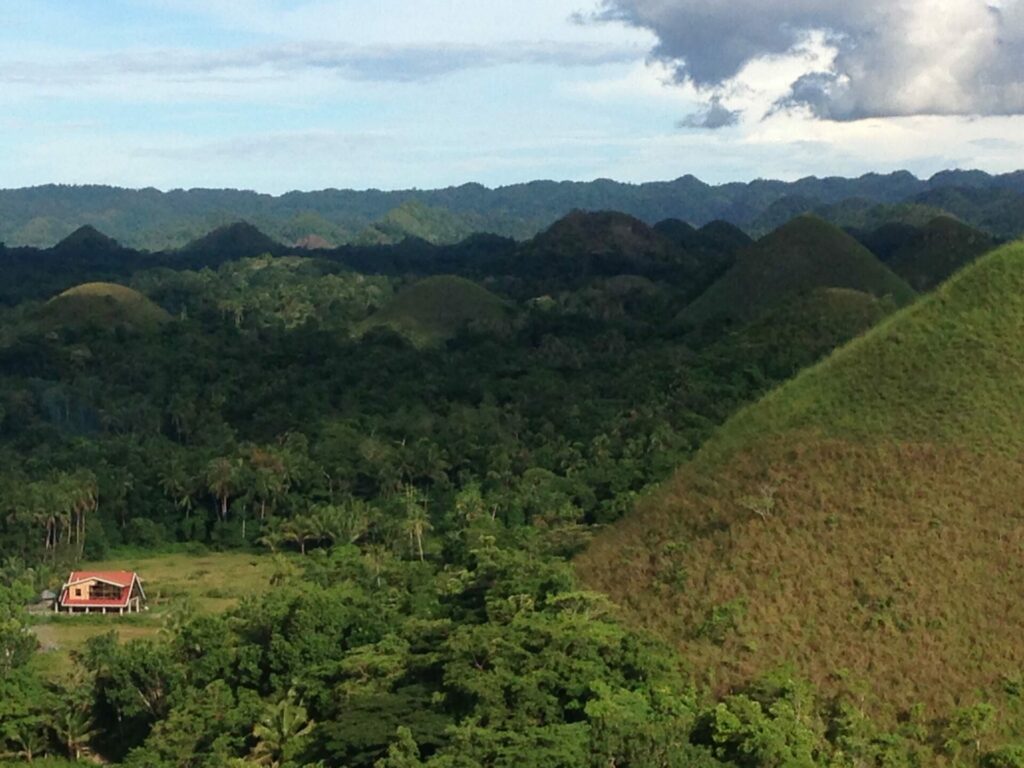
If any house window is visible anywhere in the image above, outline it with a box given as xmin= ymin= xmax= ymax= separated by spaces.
xmin=74 ymin=588 xmax=82 ymax=597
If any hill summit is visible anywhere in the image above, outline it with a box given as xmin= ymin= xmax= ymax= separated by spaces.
xmin=577 ymin=239 xmax=1024 ymax=717
xmin=519 ymin=210 xmax=692 ymax=278
xmin=179 ymin=222 xmax=283 ymax=261
xmin=53 ymin=225 xmax=123 ymax=253
xmin=680 ymin=215 xmax=915 ymax=328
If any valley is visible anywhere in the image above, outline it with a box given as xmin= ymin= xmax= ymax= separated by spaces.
xmin=1 ymin=196 xmax=1023 ymax=767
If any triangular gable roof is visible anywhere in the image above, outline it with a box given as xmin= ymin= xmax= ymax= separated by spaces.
xmin=65 ymin=570 xmax=136 ymax=588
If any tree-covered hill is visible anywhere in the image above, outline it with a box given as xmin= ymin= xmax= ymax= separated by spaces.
xmin=578 ymin=239 xmax=1024 ymax=722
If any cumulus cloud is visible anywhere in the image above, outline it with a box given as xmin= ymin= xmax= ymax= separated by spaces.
xmin=596 ymin=0 xmax=1024 ymax=121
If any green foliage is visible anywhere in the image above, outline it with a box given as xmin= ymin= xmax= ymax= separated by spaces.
xmin=0 ymin=199 xmax=1014 ymax=767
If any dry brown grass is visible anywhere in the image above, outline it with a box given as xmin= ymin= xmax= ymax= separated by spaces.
xmin=578 ymin=241 xmax=1024 ymax=722
xmin=578 ymin=437 xmax=1024 ymax=718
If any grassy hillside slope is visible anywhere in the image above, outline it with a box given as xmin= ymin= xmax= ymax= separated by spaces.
xmin=681 ymin=216 xmax=916 ymax=327
xmin=578 ymin=240 xmax=1024 ymax=718
xmin=357 ymin=275 xmax=512 ymax=346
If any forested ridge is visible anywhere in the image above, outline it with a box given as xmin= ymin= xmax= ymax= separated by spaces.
xmin=2 ymin=168 xmax=1024 ymax=250
xmin=0 ymin=209 xmax=1018 ymax=767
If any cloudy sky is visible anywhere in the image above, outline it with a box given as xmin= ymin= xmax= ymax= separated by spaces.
xmin=1 ymin=0 xmax=1022 ymax=192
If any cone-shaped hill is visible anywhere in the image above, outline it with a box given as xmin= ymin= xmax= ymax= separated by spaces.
xmin=37 ymin=282 xmax=171 ymax=332
xmin=883 ymin=216 xmax=999 ymax=291
xmin=357 ymin=275 xmax=513 ymax=347
xmin=709 ymin=287 xmax=897 ymax=382
xmin=680 ymin=216 xmax=915 ymax=328
xmin=516 ymin=210 xmax=698 ymax=283
xmin=577 ymin=240 xmax=1024 ymax=717
xmin=697 ymin=219 xmax=754 ymax=252
xmin=654 ymin=219 xmax=753 ymax=288
xmin=178 ymin=222 xmax=283 ymax=263
xmin=52 ymin=225 xmax=125 ymax=254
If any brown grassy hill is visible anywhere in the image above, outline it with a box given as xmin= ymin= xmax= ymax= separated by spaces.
xmin=577 ymin=240 xmax=1024 ymax=722
xmin=38 ymin=282 xmax=171 ymax=331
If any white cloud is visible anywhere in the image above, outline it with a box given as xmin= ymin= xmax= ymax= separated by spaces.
xmin=597 ymin=0 xmax=1024 ymax=121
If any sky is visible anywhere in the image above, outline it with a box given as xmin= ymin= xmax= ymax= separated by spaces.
xmin=1 ymin=0 xmax=1022 ymax=192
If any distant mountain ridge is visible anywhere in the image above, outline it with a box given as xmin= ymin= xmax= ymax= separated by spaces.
xmin=2 ymin=169 xmax=1024 ymax=250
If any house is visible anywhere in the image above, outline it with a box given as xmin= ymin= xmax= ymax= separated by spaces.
xmin=57 ymin=570 xmax=146 ymax=614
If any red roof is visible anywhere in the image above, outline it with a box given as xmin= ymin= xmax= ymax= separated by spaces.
xmin=60 ymin=570 xmax=142 ymax=608
xmin=67 ymin=570 xmax=135 ymax=587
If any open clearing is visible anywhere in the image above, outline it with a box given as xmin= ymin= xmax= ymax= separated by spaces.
xmin=30 ymin=550 xmax=281 ymax=678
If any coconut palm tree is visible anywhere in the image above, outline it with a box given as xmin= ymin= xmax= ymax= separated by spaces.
xmin=400 ymin=486 xmax=432 ymax=562
xmin=205 ymin=456 xmax=243 ymax=522
xmin=50 ymin=700 xmax=96 ymax=761
xmin=249 ymin=694 xmax=314 ymax=768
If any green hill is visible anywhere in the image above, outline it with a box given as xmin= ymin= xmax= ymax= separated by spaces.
xmin=680 ymin=216 xmax=915 ymax=328
xmin=179 ymin=222 xmax=283 ymax=261
xmin=578 ymin=240 xmax=1024 ymax=719
xmin=884 ymin=216 xmax=999 ymax=291
xmin=654 ymin=218 xmax=751 ymax=288
xmin=357 ymin=201 xmax=476 ymax=246
xmin=709 ymin=287 xmax=897 ymax=381
xmin=37 ymin=282 xmax=171 ymax=331
xmin=357 ymin=275 xmax=513 ymax=347
xmin=698 ymin=219 xmax=754 ymax=252
xmin=526 ymin=210 xmax=685 ymax=267
xmin=52 ymin=225 xmax=125 ymax=254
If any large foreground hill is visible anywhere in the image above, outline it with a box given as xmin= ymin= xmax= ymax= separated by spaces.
xmin=577 ymin=239 xmax=1024 ymax=716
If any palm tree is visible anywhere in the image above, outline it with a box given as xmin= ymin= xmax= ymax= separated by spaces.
xmin=67 ymin=469 xmax=98 ymax=555
xmin=363 ymin=544 xmax=391 ymax=588
xmin=280 ymin=517 xmax=316 ymax=555
xmin=50 ymin=701 xmax=96 ymax=761
xmin=249 ymin=694 xmax=314 ymax=768
xmin=400 ymin=487 xmax=432 ymax=562
xmin=205 ymin=456 xmax=243 ymax=522
xmin=159 ymin=459 xmax=198 ymax=522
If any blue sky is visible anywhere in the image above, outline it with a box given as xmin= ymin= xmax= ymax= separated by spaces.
xmin=2 ymin=0 xmax=1022 ymax=192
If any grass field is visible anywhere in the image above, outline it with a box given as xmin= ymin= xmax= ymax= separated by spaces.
xmin=30 ymin=550 xmax=280 ymax=678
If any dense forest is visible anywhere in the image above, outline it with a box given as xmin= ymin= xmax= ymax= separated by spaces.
xmin=1 ymin=169 xmax=1023 ymax=250
xmin=0 ymin=208 xmax=1019 ymax=767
